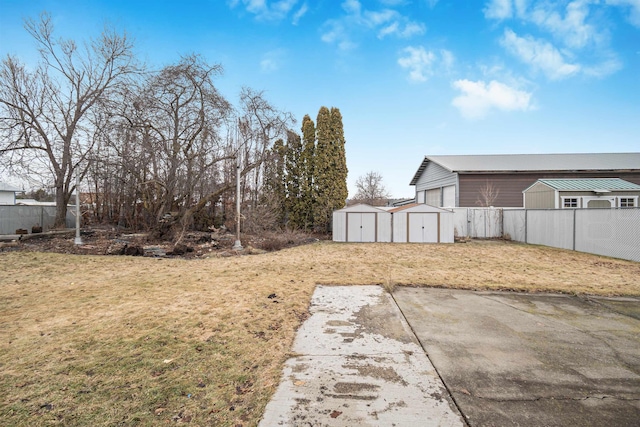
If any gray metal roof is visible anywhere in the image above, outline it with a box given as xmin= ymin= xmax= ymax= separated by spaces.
xmin=535 ymin=178 xmax=640 ymax=191
xmin=410 ymin=153 xmax=640 ymax=185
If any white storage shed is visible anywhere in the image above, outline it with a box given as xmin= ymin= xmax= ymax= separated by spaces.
xmin=332 ymin=204 xmax=392 ymax=242
xmin=390 ymin=203 xmax=454 ymax=243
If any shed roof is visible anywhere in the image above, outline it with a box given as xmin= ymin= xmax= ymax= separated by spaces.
xmin=388 ymin=203 xmax=452 ymax=213
xmin=410 ymin=153 xmax=640 ymax=185
xmin=334 ymin=203 xmax=390 ymax=213
xmin=531 ymin=178 xmax=640 ymax=192
xmin=0 ymin=181 xmax=22 ymax=192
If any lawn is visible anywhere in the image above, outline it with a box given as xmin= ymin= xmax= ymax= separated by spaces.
xmin=1 ymin=241 xmax=639 ymax=426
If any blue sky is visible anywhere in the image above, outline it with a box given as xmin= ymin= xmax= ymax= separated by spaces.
xmin=1 ymin=0 xmax=639 ymax=198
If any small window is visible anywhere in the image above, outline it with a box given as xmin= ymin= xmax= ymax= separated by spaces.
xmin=620 ymin=198 xmax=636 ymax=208
xmin=563 ymin=198 xmax=578 ymax=208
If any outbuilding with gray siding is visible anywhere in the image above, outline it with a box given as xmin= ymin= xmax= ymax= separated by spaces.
xmin=523 ymin=178 xmax=640 ymax=209
xmin=410 ymin=153 xmax=640 ymax=208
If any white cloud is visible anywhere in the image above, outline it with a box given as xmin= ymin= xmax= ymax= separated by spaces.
xmin=485 ymin=1 xmax=629 ymax=80
xmin=379 ymin=21 xmax=400 ymax=38
xmin=398 ymin=22 xmax=427 ymax=38
xmin=501 ymin=29 xmax=581 ymax=79
xmin=321 ymin=0 xmax=426 ymax=49
xmin=260 ymin=49 xmax=286 ymax=73
xmin=484 ymin=0 xmax=513 ymax=20
xmin=440 ymin=49 xmax=455 ymax=69
xmin=342 ymin=0 xmax=361 ymax=15
xmin=321 ymin=20 xmax=357 ymax=51
xmin=232 ymin=0 xmax=299 ymax=21
xmin=606 ymin=0 xmax=640 ymax=27
xmin=398 ymin=46 xmax=435 ymax=82
xmin=398 ymin=46 xmax=453 ymax=82
xmin=260 ymin=58 xmax=278 ymax=72
xmin=292 ymin=3 xmax=308 ymax=25
xmin=378 ymin=20 xmax=426 ymax=38
xmin=529 ymin=0 xmax=598 ymax=49
xmin=583 ymin=55 xmax=623 ymax=77
xmin=364 ymin=9 xmax=397 ymax=26
xmin=452 ymin=79 xmax=533 ymax=119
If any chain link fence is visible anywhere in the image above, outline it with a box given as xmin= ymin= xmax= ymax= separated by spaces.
xmin=0 ymin=205 xmax=75 ymax=235
xmin=504 ymin=208 xmax=640 ymax=262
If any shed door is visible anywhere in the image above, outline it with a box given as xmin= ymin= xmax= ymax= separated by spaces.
xmin=347 ymin=213 xmax=376 ymax=242
xmin=408 ymin=213 xmax=438 ymax=243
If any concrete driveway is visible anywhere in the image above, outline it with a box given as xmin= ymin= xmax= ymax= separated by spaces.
xmin=260 ymin=286 xmax=640 ymax=426
xmin=393 ymin=287 xmax=640 ymax=427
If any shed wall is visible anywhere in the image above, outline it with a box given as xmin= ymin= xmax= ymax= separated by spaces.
xmin=332 ymin=207 xmax=392 ymax=242
xmin=391 ymin=208 xmax=454 ymax=243
xmin=523 ymin=182 xmax=555 ymax=209
xmin=332 ymin=211 xmax=346 ymax=242
xmin=0 ymin=191 xmax=15 ymax=205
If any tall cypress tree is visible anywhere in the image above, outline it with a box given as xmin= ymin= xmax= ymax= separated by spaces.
xmin=284 ymin=130 xmax=303 ymax=228
xmin=300 ymin=115 xmax=316 ymax=231
xmin=329 ymin=107 xmax=348 ymax=212
xmin=313 ymin=106 xmax=334 ymax=232
xmin=261 ymin=138 xmax=287 ymax=227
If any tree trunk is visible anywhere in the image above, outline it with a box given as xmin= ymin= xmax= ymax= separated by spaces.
xmin=54 ymin=183 xmax=68 ymax=228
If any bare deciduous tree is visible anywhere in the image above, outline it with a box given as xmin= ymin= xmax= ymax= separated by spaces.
xmin=476 ymin=180 xmax=500 ymax=207
xmin=352 ymin=171 xmax=390 ymax=206
xmin=0 ymin=12 xmax=138 ymax=227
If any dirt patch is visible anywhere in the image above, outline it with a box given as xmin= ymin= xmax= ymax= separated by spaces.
xmin=0 ymin=227 xmax=324 ymax=259
xmin=352 ymin=295 xmax=416 ymax=344
xmin=333 ymin=382 xmax=380 ymax=394
xmin=343 ymin=363 xmax=408 ymax=386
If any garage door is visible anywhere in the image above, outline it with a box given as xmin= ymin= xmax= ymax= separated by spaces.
xmin=426 ymin=189 xmax=440 ymax=207
xmin=408 ymin=213 xmax=438 ymax=243
xmin=347 ymin=213 xmax=377 ymax=242
xmin=442 ymin=185 xmax=455 ymax=207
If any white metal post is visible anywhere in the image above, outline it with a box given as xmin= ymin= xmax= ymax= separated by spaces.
xmin=74 ymin=173 xmax=83 ymax=245
xmin=232 ymin=126 xmax=243 ymax=250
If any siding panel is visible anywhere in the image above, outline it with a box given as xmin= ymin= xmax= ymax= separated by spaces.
xmin=524 ymin=182 xmax=555 ymax=209
xmin=415 ymin=161 xmax=457 ymax=192
xmin=459 ymin=172 xmax=640 ymax=207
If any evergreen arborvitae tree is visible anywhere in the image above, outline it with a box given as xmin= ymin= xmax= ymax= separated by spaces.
xmin=300 ymin=115 xmax=316 ymax=231
xmin=329 ymin=106 xmax=348 ymax=212
xmin=284 ymin=130 xmax=303 ymax=228
xmin=261 ymin=138 xmax=287 ymax=227
xmin=313 ymin=106 xmax=335 ymax=232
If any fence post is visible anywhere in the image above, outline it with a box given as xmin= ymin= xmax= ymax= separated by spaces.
xmin=524 ymin=209 xmax=528 ymax=244
xmin=572 ymin=209 xmax=576 ymax=251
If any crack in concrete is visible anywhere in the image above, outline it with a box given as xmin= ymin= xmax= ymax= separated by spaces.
xmin=463 ymin=394 xmax=640 ymax=402
xmin=389 ymin=290 xmax=472 ymax=427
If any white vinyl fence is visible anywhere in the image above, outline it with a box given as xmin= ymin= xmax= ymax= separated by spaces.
xmin=503 ymin=208 xmax=640 ymax=262
xmin=452 ymin=208 xmax=503 ymax=239
xmin=0 ymin=205 xmax=75 ymax=235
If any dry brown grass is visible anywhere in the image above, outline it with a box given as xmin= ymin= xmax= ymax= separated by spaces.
xmin=1 ymin=240 xmax=639 ymax=426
